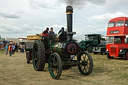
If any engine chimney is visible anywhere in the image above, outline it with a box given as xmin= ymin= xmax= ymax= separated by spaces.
xmin=66 ymin=6 xmax=76 ymax=41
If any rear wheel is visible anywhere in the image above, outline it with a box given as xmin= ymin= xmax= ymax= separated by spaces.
xmin=48 ymin=53 xmax=62 ymax=79
xmin=33 ymin=41 xmax=45 ymax=71
xmin=87 ymin=46 xmax=93 ymax=53
xmin=77 ymin=51 xmax=93 ymax=75
xmin=26 ymin=51 xmax=30 ymax=63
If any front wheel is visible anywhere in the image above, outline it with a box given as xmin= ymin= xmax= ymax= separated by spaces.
xmin=123 ymin=52 xmax=128 ymax=60
xmin=107 ymin=53 xmax=113 ymax=59
xmin=48 ymin=53 xmax=62 ymax=79
xmin=77 ymin=51 xmax=93 ymax=75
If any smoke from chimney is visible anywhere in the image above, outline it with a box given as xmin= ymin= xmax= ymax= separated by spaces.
xmin=65 ymin=0 xmax=86 ymax=9
xmin=62 ymin=0 xmax=106 ymax=9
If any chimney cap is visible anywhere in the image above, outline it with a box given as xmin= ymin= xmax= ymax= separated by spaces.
xmin=66 ymin=6 xmax=73 ymax=13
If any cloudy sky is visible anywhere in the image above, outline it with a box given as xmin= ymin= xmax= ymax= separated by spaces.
xmin=0 ymin=0 xmax=128 ymax=40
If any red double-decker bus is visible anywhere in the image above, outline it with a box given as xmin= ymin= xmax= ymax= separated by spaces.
xmin=106 ymin=17 xmax=128 ymax=60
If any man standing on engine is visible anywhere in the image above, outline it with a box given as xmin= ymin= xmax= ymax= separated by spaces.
xmin=49 ymin=27 xmax=55 ymax=35
xmin=42 ymin=27 xmax=49 ymax=36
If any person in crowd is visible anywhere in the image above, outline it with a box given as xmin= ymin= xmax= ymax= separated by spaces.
xmin=15 ymin=43 xmax=18 ymax=52
xmin=5 ymin=44 xmax=8 ymax=55
xmin=49 ymin=27 xmax=55 ymax=35
xmin=12 ymin=43 xmax=15 ymax=54
xmin=8 ymin=44 xmax=12 ymax=57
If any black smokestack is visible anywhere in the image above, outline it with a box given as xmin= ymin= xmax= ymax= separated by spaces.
xmin=66 ymin=6 xmax=73 ymax=33
xmin=66 ymin=6 xmax=75 ymax=40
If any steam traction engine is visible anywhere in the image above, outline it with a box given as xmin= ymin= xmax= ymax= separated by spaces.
xmin=32 ymin=6 xmax=93 ymax=79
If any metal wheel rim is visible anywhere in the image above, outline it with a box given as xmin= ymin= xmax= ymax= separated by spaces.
xmin=79 ymin=53 xmax=90 ymax=73
xmin=49 ymin=55 xmax=59 ymax=78
xmin=33 ymin=44 xmax=39 ymax=70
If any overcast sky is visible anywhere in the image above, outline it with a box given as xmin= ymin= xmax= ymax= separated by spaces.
xmin=0 ymin=0 xmax=128 ymax=40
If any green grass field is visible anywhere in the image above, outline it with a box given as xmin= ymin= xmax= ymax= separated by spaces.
xmin=0 ymin=52 xmax=128 ymax=85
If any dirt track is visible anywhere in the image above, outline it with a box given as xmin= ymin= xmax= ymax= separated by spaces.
xmin=0 ymin=52 xmax=128 ymax=85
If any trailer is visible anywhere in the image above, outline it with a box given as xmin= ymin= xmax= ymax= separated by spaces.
xmin=25 ymin=35 xmax=41 ymax=63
